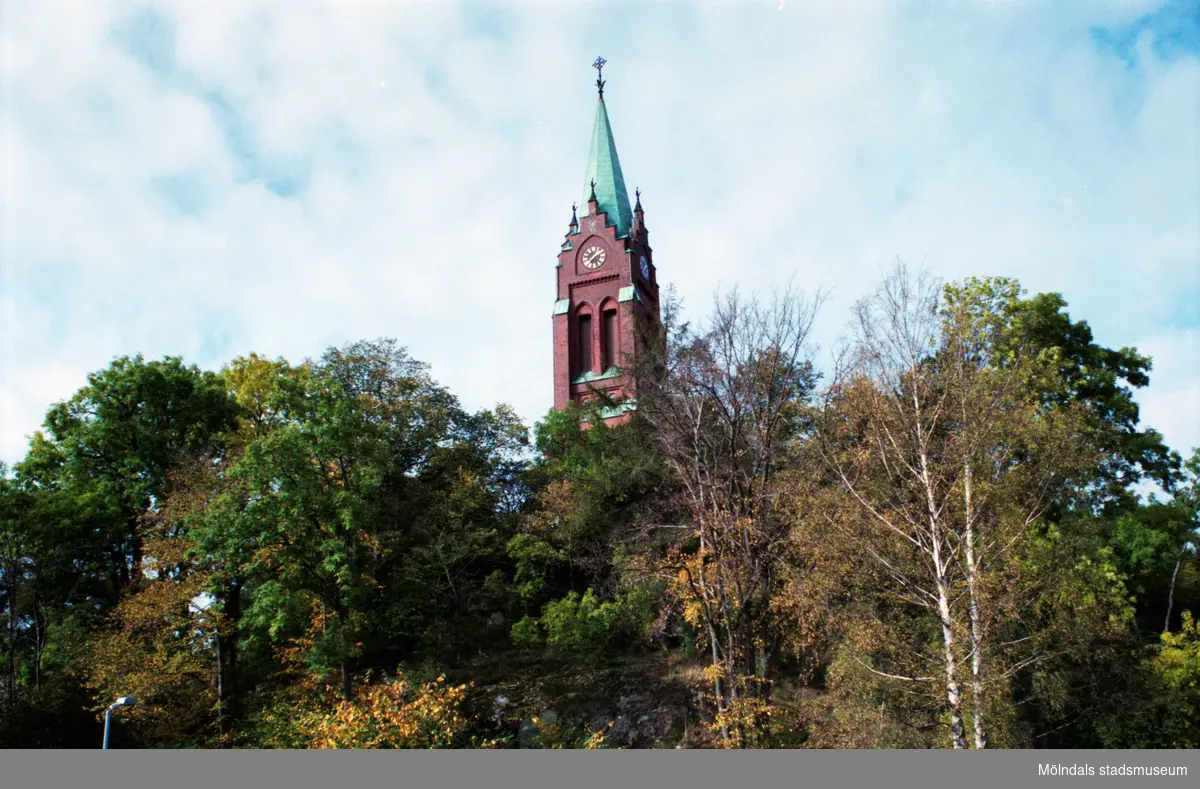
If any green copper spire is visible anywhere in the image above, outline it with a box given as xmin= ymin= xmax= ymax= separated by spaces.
xmin=582 ymin=57 xmax=633 ymax=238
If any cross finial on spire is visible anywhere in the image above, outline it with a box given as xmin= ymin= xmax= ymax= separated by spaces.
xmin=589 ymin=179 xmax=597 ymax=203
xmin=634 ymin=187 xmax=643 ymax=212
xmin=592 ymin=56 xmax=607 ymax=99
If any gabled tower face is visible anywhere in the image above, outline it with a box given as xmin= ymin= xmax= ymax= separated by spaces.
xmin=552 ymin=60 xmax=660 ymax=424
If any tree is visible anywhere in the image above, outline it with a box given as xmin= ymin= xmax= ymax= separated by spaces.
xmin=634 ymin=285 xmax=822 ymax=745
xmin=196 ymin=339 xmax=530 ymax=701
xmin=83 ymin=529 xmax=220 ymax=746
xmin=816 ymin=265 xmax=1095 ymax=748
xmin=520 ymin=404 xmax=668 ymax=595
xmin=217 ymin=352 xmax=391 ymax=700
xmin=1000 ymin=292 xmax=1180 ymax=503
xmin=0 ymin=466 xmax=30 ymax=712
xmin=1159 ymin=449 xmax=1200 ymax=634
xmin=17 ymin=355 xmax=237 ymax=599
xmin=1 ymin=357 xmax=237 ymax=746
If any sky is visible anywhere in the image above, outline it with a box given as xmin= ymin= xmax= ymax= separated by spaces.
xmin=1 ymin=0 xmax=1198 ymax=467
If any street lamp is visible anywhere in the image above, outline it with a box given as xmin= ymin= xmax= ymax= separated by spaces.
xmin=102 ymin=696 xmax=137 ymax=749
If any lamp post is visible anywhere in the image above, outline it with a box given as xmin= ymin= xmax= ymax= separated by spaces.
xmin=102 ymin=696 xmax=137 ymax=749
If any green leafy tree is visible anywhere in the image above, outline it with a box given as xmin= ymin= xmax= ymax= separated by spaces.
xmin=17 ymin=355 xmax=236 ymax=598
xmin=193 ymin=340 xmax=529 ymax=701
xmin=3 ymin=357 xmax=236 ymax=746
xmin=997 ymin=290 xmax=1180 ymax=504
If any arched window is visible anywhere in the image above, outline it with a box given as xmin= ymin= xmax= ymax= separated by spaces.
xmin=577 ymin=311 xmax=593 ymax=375
xmin=601 ymin=307 xmax=618 ymax=370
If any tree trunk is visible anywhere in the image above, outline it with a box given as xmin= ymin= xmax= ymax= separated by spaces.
xmin=697 ymin=523 xmax=730 ymax=746
xmin=214 ymin=628 xmax=225 ymax=729
xmin=32 ymin=598 xmax=42 ymax=691
xmin=963 ymin=464 xmax=987 ymax=749
xmin=131 ymin=539 xmax=144 ymax=584
xmin=936 ymin=579 xmax=968 ymax=750
xmin=4 ymin=566 xmax=15 ymax=708
xmin=226 ymin=582 xmax=241 ymax=718
xmin=966 ymin=570 xmax=986 ymax=748
xmin=1164 ymin=549 xmax=1184 ymax=634
xmin=921 ymin=424 xmax=967 ymax=750
xmin=340 ymin=658 xmax=353 ymax=702
xmin=128 ymin=506 xmax=145 ymax=588
xmin=216 ymin=580 xmax=242 ymax=735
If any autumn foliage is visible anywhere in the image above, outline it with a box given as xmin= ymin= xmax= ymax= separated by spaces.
xmin=2 ymin=271 xmax=1197 ymax=749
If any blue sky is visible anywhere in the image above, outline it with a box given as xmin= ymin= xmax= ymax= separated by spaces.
xmin=1 ymin=0 xmax=1197 ymax=465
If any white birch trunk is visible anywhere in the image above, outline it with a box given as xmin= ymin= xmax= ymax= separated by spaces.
xmin=935 ymin=576 xmax=968 ymax=750
xmin=1164 ymin=548 xmax=1183 ymax=634
xmin=963 ymin=461 xmax=986 ymax=749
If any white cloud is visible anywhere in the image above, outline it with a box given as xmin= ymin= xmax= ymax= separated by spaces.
xmin=1 ymin=0 xmax=1197 ymax=465
xmin=1133 ymin=330 xmax=1200 ymax=456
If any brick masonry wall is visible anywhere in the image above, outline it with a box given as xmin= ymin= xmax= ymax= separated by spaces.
xmin=552 ymin=202 xmax=660 ymax=419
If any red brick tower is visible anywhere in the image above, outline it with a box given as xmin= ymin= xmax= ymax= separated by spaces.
xmin=552 ymin=58 xmax=661 ymax=425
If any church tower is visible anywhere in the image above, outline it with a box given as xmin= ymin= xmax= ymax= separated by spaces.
xmin=552 ymin=58 xmax=661 ymax=424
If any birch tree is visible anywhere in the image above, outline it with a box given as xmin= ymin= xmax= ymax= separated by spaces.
xmin=817 ymin=264 xmax=1091 ymax=748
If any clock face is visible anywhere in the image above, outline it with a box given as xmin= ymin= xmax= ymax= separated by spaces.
xmin=640 ymin=255 xmax=650 ymax=280
xmin=581 ymin=245 xmax=606 ymax=270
